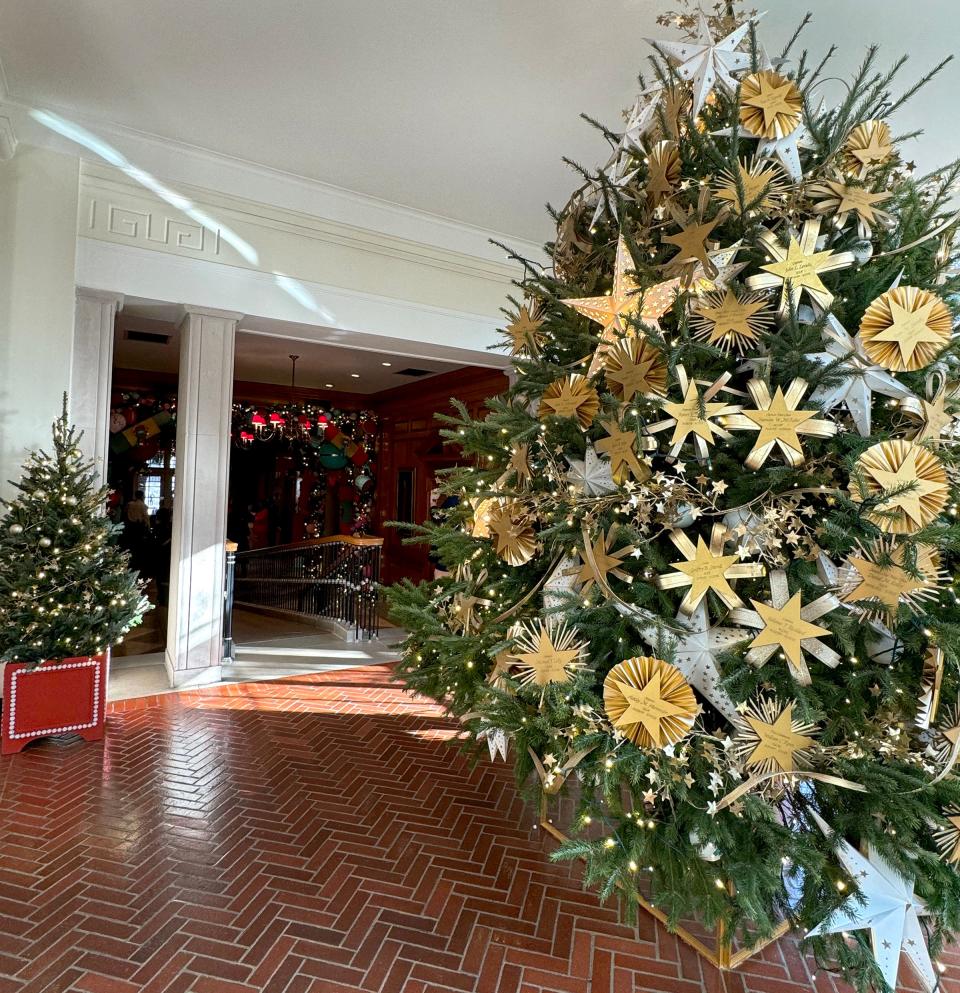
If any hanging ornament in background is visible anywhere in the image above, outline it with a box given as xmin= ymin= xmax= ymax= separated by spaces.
xmin=859 ymin=285 xmax=952 ymax=372
xmin=538 ymin=374 xmax=600 ymax=428
xmin=724 ymin=378 xmax=836 ymax=469
xmin=807 ymin=810 xmax=937 ymax=993
xmin=714 ymin=158 xmax=788 ymax=215
xmin=603 ymin=655 xmax=699 ymax=749
xmin=738 ymin=70 xmax=803 ymax=140
xmin=657 ymin=523 xmax=765 ymax=616
xmin=504 ymin=304 xmax=547 ymax=357
xmin=647 ymin=366 xmax=741 ymax=461
xmin=486 ymin=501 xmax=537 ymax=566
xmin=837 ymin=538 xmax=946 ymax=622
xmin=595 ymin=418 xmax=654 ymax=483
xmin=853 ymin=439 xmax=948 ymax=534
xmin=566 ymin=445 xmax=617 ymax=496
xmin=729 ymin=569 xmax=840 ymax=686
xmin=746 ymin=218 xmax=856 ymax=314
xmin=644 ymin=12 xmax=754 ymax=119
xmin=690 ymin=288 xmax=773 ymax=354
xmin=316 ymin=441 xmax=349 ymax=469
xmin=574 ymin=526 xmax=635 ymax=595
xmin=509 ymin=620 xmax=587 ymax=689
xmin=842 ymin=119 xmax=895 ymax=177
xmin=734 ymin=697 xmax=818 ymax=775
xmin=603 ymin=337 xmax=668 ymax=401
xmin=916 ymin=645 xmax=945 ymax=731
xmin=805 ymin=312 xmax=914 ymax=436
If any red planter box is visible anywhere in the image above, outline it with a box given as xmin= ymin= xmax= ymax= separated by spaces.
xmin=2 ymin=652 xmax=109 ymax=755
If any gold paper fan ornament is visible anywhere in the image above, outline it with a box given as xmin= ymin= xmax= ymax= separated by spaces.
xmin=603 ymin=336 xmax=668 ymax=400
xmin=538 ymin=374 xmax=600 ymax=429
xmin=603 ymin=655 xmax=699 ymax=749
xmin=853 ymin=439 xmax=948 ymax=534
xmin=738 ymin=70 xmax=803 ymax=140
xmin=504 ymin=304 xmax=546 ymax=357
xmin=859 ymin=285 xmax=952 ymax=372
xmin=486 ymin=501 xmax=537 ymax=566
xmin=645 ymin=140 xmax=682 ymax=206
xmin=843 ymin=120 xmax=895 ymax=176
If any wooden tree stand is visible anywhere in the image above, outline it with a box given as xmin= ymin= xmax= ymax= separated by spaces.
xmin=2 ymin=652 xmax=109 ymax=755
xmin=539 ymin=793 xmax=790 ymax=970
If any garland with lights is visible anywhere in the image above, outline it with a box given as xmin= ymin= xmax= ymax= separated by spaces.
xmin=0 ymin=397 xmax=149 ymax=667
xmin=389 ymin=3 xmax=960 ymax=988
xmin=232 ymin=402 xmax=379 ymax=535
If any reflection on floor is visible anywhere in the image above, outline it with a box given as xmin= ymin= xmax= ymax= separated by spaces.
xmin=108 ymin=608 xmax=404 ymax=702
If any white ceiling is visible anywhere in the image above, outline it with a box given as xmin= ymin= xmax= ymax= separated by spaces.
xmin=2 ymin=1 xmax=958 ymax=242
xmin=113 ymin=303 xmax=465 ymax=394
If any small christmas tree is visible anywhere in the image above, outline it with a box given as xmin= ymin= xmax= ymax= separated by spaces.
xmin=390 ymin=3 xmax=960 ymax=990
xmin=0 ymin=397 xmax=149 ymax=667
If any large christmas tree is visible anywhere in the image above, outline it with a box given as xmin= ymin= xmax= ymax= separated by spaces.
xmin=389 ymin=4 xmax=960 ymax=989
xmin=0 ymin=398 xmax=148 ymax=666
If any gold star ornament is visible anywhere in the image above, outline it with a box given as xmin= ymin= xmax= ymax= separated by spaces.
xmin=603 ymin=336 xmax=668 ymax=400
xmin=723 ymin=378 xmax=837 ymax=470
xmin=900 ymin=384 xmax=960 ymax=445
xmin=843 ymin=120 xmax=895 ymax=177
xmin=738 ymin=70 xmax=803 ymax=140
xmin=561 ymin=235 xmax=681 ymax=375
xmin=837 ymin=538 xmax=946 ymax=621
xmin=487 ymin=501 xmax=537 ymax=566
xmin=690 ymin=288 xmax=773 ymax=354
xmin=509 ymin=444 xmax=532 ymax=487
xmin=647 ymin=365 xmax=741 ymax=461
xmin=853 ymin=440 xmax=948 ymax=534
xmin=808 ymin=178 xmax=892 ymax=238
xmin=573 ymin=526 xmax=635 ymax=595
xmin=715 ymin=158 xmax=787 ymax=215
xmin=657 ymin=523 xmax=764 ymax=616
xmin=729 ymin=569 xmax=840 ymax=685
xmin=510 ymin=620 xmax=587 ymax=689
xmin=595 ymin=418 xmax=654 ymax=484
xmin=746 ymin=218 xmax=856 ymax=314
xmin=859 ymin=285 xmax=952 ymax=372
xmin=603 ymin=656 xmax=699 ymax=749
xmin=735 ymin=697 xmax=818 ymax=775
xmin=504 ymin=304 xmax=546 ymax=356
xmin=538 ymin=374 xmax=600 ymax=429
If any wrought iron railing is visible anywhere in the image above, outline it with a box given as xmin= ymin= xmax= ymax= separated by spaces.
xmin=231 ymin=536 xmax=383 ymax=640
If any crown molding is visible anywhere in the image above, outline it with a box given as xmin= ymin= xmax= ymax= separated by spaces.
xmin=0 ymin=93 xmax=545 ymax=265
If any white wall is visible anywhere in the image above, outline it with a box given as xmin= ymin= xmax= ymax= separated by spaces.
xmin=0 ymin=146 xmax=79 ymax=500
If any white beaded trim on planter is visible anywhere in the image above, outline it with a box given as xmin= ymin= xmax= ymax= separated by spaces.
xmin=7 ymin=658 xmax=102 ymax=739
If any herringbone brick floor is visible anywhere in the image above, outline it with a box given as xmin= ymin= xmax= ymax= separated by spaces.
xmin=0 ymin=663 xmax=956 ymax=993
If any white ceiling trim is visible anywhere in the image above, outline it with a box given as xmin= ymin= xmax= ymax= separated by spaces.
xmin=0 ymin=80 xmax=543 ymax=266
xmin=77 ymin=237 xmax=512 ymax=367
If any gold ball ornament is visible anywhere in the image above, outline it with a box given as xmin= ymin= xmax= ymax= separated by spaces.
xmin=843 ymin=120 xmax=895 ymax=176
xmin=859 ymin=285 xmax=952 ymax=372
xmin=738 ymin=71 xmax=803 ymax=140
xmin=853 ymin=439 xmax=948 ymax=534
xmin=603 ymin=655 xmax=699 ymax=749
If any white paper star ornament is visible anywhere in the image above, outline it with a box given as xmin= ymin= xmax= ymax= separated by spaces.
xmin=646 ymin=13 xmax=756 ymax=118
xmin=807 ymin=811 xmax=937 ymax=993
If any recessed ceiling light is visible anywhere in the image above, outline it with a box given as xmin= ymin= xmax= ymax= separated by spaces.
xmin=351 ymin=373 xmax=360 ymax=378
xmin=324 ymin=383 xmax=334 ymax=388
xmin=381 ymin=361 xmax=392 ymax=367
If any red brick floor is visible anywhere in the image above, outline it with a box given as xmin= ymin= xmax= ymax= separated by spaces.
xmin=0 ymin=662 xmax=955 ymax=993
